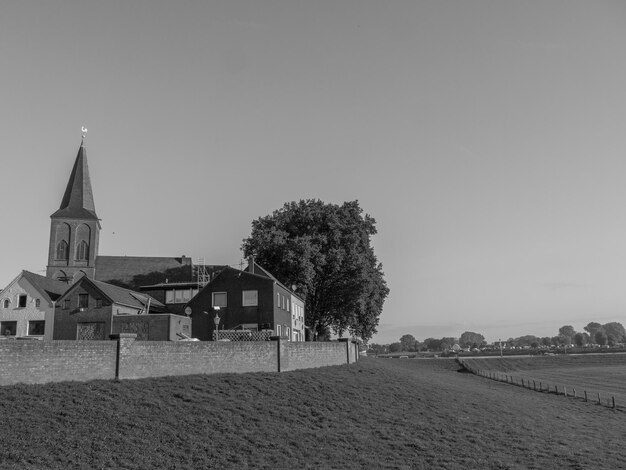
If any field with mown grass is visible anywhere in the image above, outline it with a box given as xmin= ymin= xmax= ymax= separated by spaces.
xmin=1 ymin=357 xmax=625 ymax=469
xmin=461 ymin=353 xmax=626 ymax=410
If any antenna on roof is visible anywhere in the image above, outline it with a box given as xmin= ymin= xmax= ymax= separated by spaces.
xmin=197 ymin=258 xmax=210 ymax=289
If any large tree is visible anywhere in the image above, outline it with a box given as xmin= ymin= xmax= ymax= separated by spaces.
xmin=399 ymin=334 xmax=417 ymax=352
xmin=459 ymin=331 xmax=485 ymax=349
xmin=242 ymin=199 xmax=389 ymax=341
xmin=602 ymin=322 xmax=626 ymax=344
xmin=558 ymin=325 xmax=576 ymax=345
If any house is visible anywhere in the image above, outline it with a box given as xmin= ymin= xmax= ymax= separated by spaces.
xmin=52 ymin=276 xmax=190 ymax=341
xmin=184 ymin=258 xmax=305 ymax=341
xmin=138 ymin=265 xmax=226 ymax=315
xmin=0 ymin=271 xmax=68 ymax=340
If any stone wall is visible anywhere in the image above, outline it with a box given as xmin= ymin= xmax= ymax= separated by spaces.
xmin=0 ymin=340 xmax=117 ymax=385
xmin=0 ymin=335 xmax=359 ymax=386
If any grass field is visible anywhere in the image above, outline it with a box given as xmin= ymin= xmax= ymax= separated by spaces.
xmin=462 ymin=354 xmax=626 ymax=410
xmin=1 ymin=357 xmax=625 ymax=469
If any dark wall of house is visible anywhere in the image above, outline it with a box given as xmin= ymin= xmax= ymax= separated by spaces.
xmin=187 ymin=268 xmax=275 ymax=341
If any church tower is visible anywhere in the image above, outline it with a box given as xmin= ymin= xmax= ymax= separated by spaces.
xmin=46 ymin=139 xmax=101 ymax=283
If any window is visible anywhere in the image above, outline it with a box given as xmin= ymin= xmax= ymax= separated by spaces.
xmin=212 ymin=292 xmax=227 ymax=308
xmin=18 ymin=295 xmax=27 ymax=308
xmin=64 ymin=299 xmax=71 ymax=309
xmin=96 ymin=298 xmax=103 ymax=308
xmin=2 ymin=299 xmax=9 ymax=308
xmin=166 ymin=290 xmax=174 ymax=303
xmin=277 ymin=293 xmax=280 ymax=307
xmin=78 ymin=294 xmax=88 ymax=309
xmin=287 ymin=298 xmax=290 ymax=312
xmin=286 ymin=327 xmax=290 ymax=340
xmin=242 ymin=290 xmax=258 ymax=306
xmin=56 ymin=240 xmax=69 ymax=260
xmin=1 ymin=321 xmax=17 ymax=336
xmin=35 ymin=299 xmax=41 ymax=308
xmin=76 ymin=240 xmax=89 ymax=261
xmin=28 ymin=321 xmax=45 ymax=336
xmin=276 ymin=324 xmax=282 ymax=336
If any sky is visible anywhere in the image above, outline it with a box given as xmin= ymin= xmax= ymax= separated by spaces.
xmin=2 ymin=1 xmax=626 ymax=344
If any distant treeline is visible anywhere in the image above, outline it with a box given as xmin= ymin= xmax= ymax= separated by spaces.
xmin=368 ymin=322 xmax=626 ymax=354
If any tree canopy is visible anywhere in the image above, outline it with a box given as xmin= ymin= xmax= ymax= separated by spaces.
xmin=241 ymin=199 xmax=389 ymax=341
xmin=459 ymin=331 xmax=485 ymax=349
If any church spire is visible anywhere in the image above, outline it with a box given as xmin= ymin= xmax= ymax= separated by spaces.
xmin=50 ymin=141 xmax=98 ymax=220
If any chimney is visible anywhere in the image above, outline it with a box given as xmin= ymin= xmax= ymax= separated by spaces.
xmin=247 ymin=256 xmax=255 ymax=273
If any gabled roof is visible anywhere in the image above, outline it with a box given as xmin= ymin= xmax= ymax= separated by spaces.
xmin=50 ymin=142 xmax=99 ymax=220
xmin=195 ymin=262 xmax=304 ymax=303
xmin=246 ymin=260 xmax=304 ymax=302
xmin=21 ymin=271 xmax=69 ymax=303
xmin=57 ymin=276 xmax=165 ymax=311
xmin=0 ymin=270 xmax=68 ymax=304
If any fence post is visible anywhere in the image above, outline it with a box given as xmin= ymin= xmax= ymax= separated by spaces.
xmin=271 ymin=336 xmax=281 ymax=372
xmin=584 ymin=391 xmax=588 ymax=402
xmin=597 ymin=392 xmax=601 ymax=404
xmin=612 ymin=396 xmax=616 ymax=409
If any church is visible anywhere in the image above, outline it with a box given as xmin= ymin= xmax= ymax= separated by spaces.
xmin=46 ymin=137 xmax=197 ymax=287
xmin=0 ymin=137 xmax=304 ymax=341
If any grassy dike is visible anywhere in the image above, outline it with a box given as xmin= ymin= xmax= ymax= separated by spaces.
xmin=1 ymin=357 xmax=624 ymax=469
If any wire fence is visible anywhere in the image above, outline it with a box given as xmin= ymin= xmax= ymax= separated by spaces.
xmin=459 ymin=359 xmax=623 ymax=412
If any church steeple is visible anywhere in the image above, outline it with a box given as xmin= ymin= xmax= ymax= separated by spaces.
xmin=46 ymin=140 xmax=101 ymax=283
xmin=50 ymin=140 xmax=99 ymax=221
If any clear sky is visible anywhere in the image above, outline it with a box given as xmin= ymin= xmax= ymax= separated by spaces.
xmin=2 ymin=1 xmax=626 ymax=344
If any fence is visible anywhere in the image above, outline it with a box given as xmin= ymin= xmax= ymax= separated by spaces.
xmin=212 ymin=329 xmax=273 ymax=341
xmin=458 ymin=358 xmax=623 ymax=412
xmin=0 ymin=335 xmax=359 ymax=386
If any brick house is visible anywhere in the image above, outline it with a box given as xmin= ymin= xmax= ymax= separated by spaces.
xmin=184 ymin=259 xmax=305 ymax=341
xmin=138 ymin=265 xmax=226 ymax=315
xmin=0 ymin=271 xmax=68 ymax=340
xmin=52 ymin=276 xmax=190 ymax=341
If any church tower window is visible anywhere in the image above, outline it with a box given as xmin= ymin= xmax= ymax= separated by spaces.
xmin=76 ymin=241 xmax=89 ymax=261
xmin=56 ymin=240 xmax=69 ymax=260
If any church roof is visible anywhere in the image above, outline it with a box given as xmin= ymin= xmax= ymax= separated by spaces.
xmin=50 ymin=141 xmax=99 ymax=220
xmin=95 ymin=255 xmax=195 ymax=289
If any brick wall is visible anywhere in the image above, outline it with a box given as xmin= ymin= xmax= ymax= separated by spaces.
xmin=0 ymin=336 xmax=358 ymax=386
xmin=118 ymin=338 xmax=278 ymax=380
xmin=0 ymin=340 xmax=117 ymax=386
xmin=281 ymin=341 xmax=348 ymax=371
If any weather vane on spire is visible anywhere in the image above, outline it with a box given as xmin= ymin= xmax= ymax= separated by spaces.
xmin=81 ymin=126 xmax=88 ymax=143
